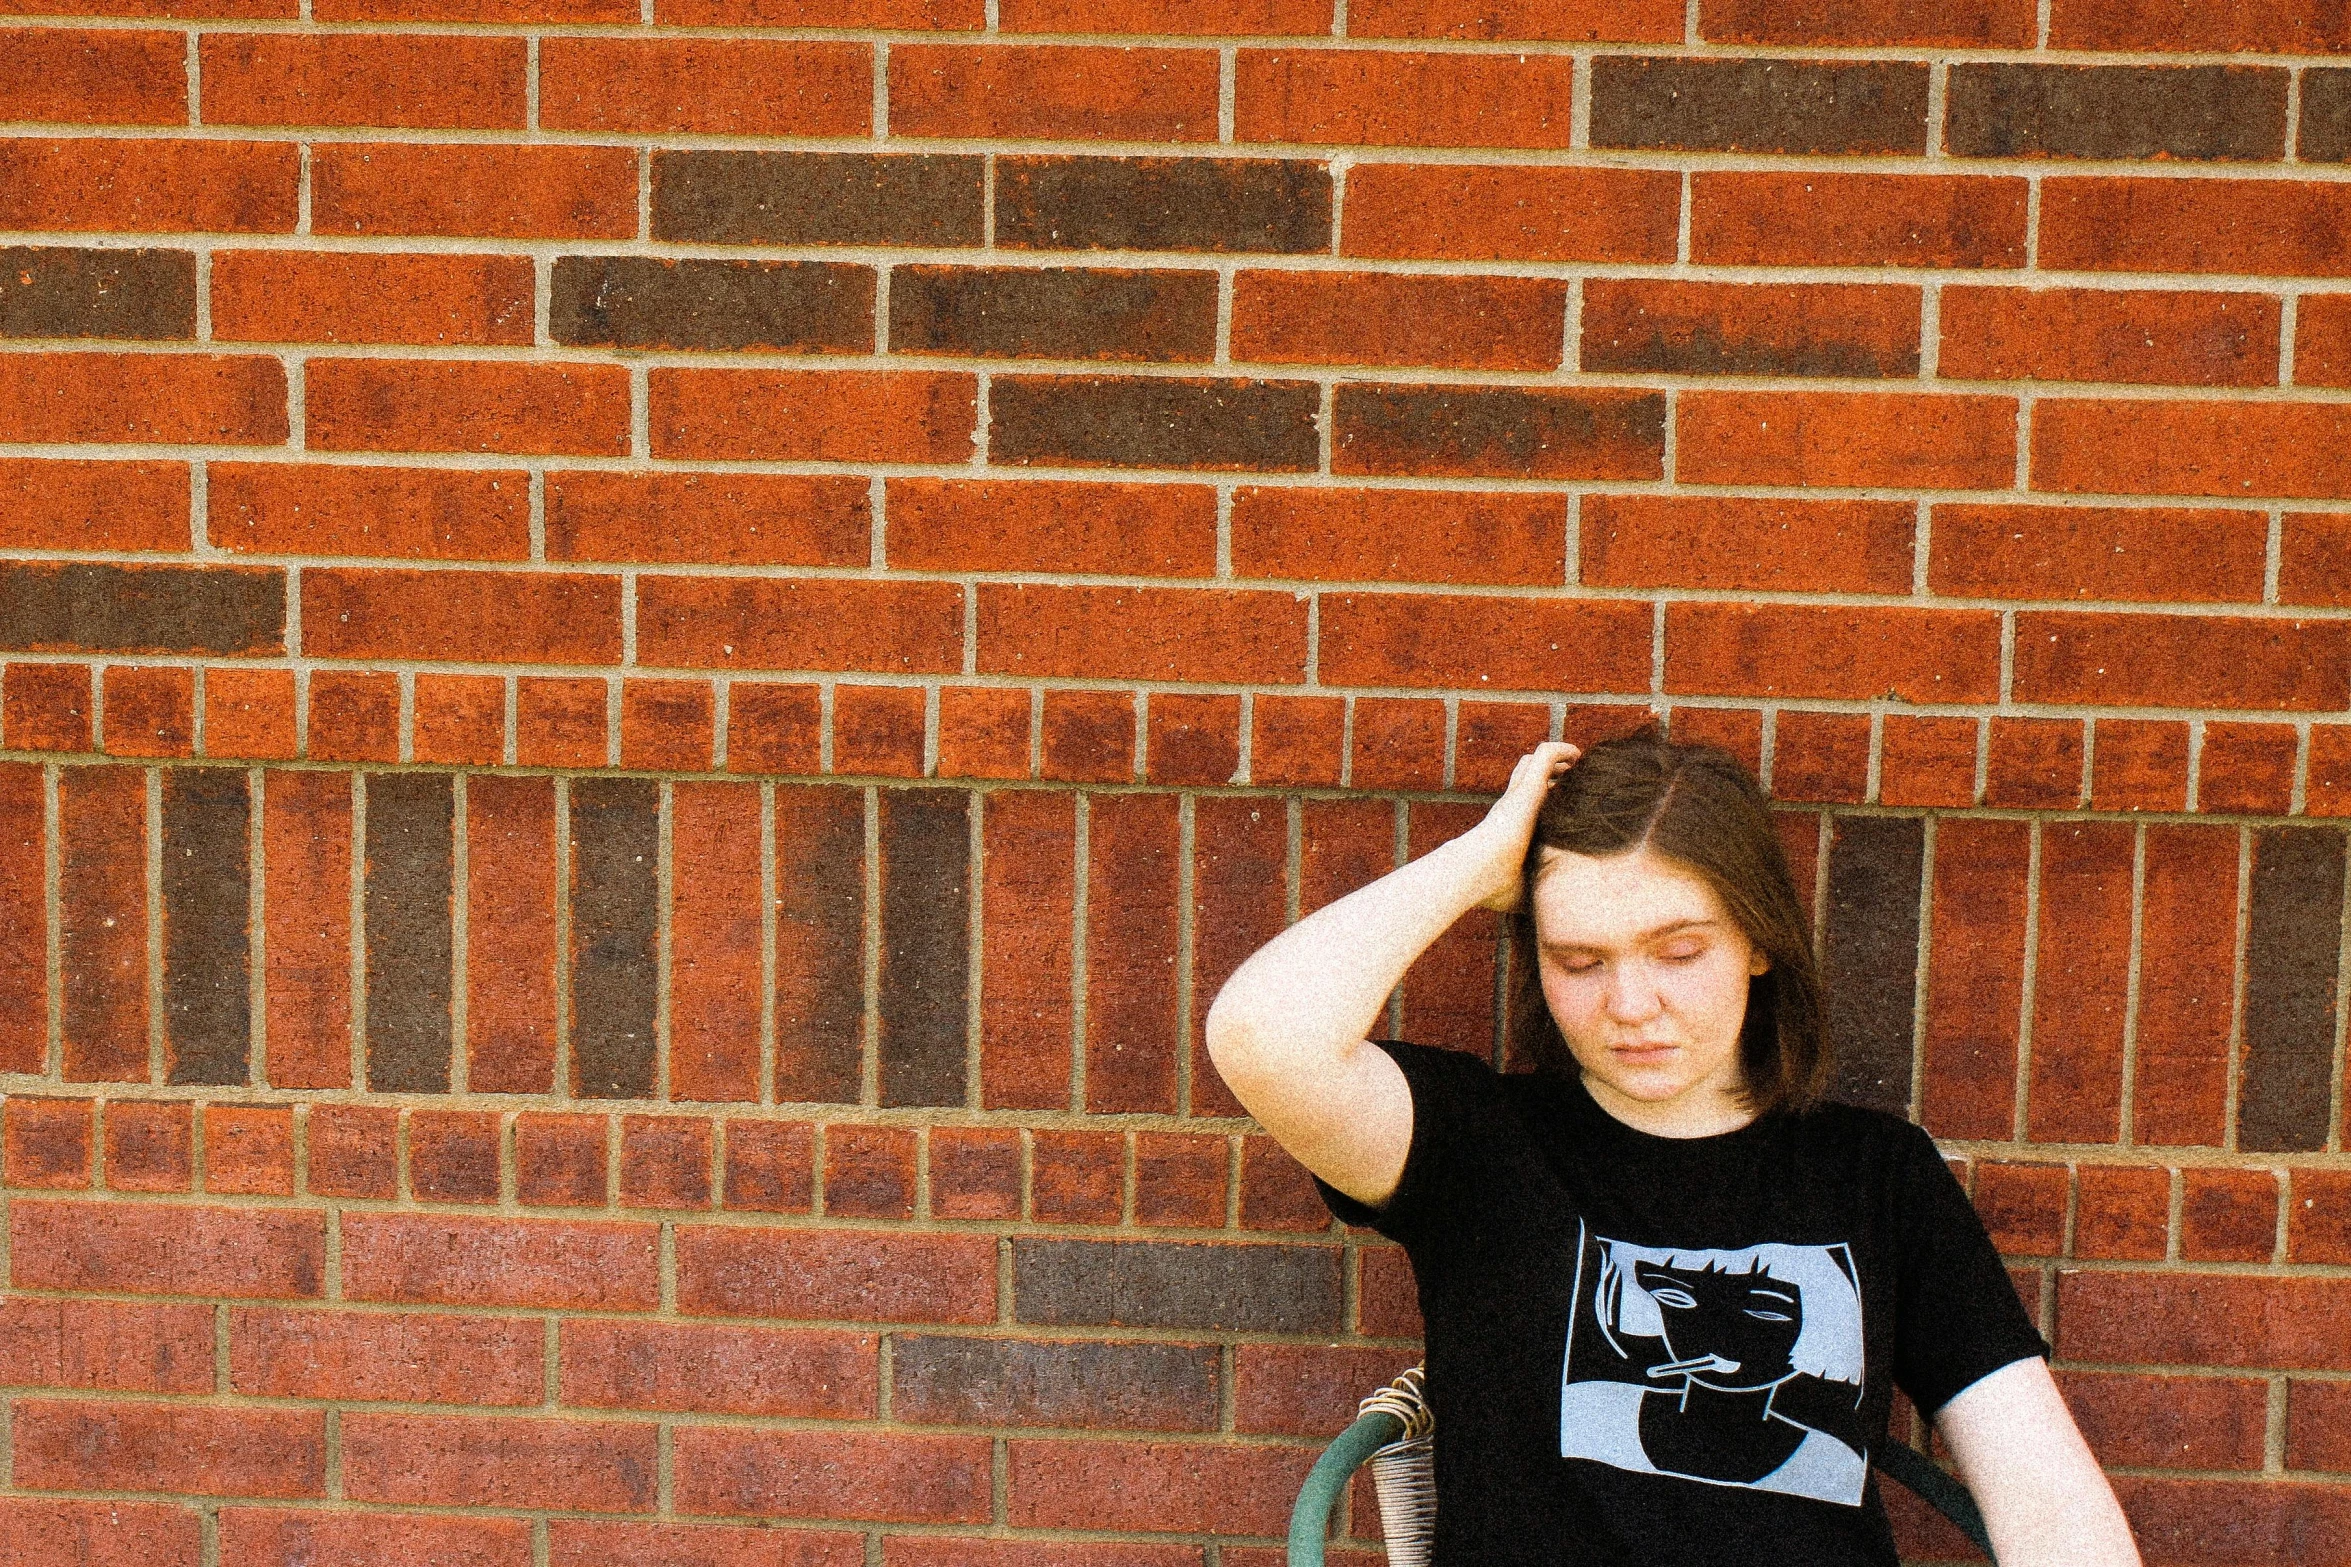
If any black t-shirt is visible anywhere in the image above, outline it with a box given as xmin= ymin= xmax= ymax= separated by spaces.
xmin=1319 ymin=1040 xmax=2049 ymax=1567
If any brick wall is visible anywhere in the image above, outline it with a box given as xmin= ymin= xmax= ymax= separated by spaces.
xmin=1 ymin=0 xmax=2349 ymax=1561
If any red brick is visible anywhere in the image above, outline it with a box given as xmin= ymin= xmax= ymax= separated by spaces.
xmin=2113 ymin=1477 xmax=2351 ymax=1567
xmin=2133 ymin=825 xmax=2239 ymax=1148
xmin=1239 ymin=1133 xmax=1327 ymax=1232
xmin=1941 ymin=286 xmax=2279 ymax=389
xmin=1134 ymin=1131 xmax=1227 ymax=1227
xmin=2200 ymin=722 xmax=2298 ymax=816
xmin=59 ymin=766 xmax=147 ymax=1081
xmin=541 ymin=38 xmax=869 ymax=136
xmin=1234 ymin=1344 xmax=1420 ymax=1437
xmin=978 ymin=584 xmax=1305 ymax=684
xmin=410 ymin=1110 xmax=501 ymax=1204
xmin=829 ymin=688 xmax=928 ymax=782
xmin=1003 ymin=0 xmax=1330 ymax=29
xmin=318 ymin=0 xmax=634 ymax=16
xmin=723 ymin=1121 xmax=814 ymax=1214
xmin=2049 ymin=0 xmax=2351 ymax=51
xmin=1352 ymin=0 xmax=1680 ymax=37
xmin=342 ymin=1213 xmax=658 ymax=1310
xmin=516 ymin=1112 xmax=606 ymax=1207
xmin=1692 ymin=172 xmax=2027 ymax=267
xmin=312 ymin=143 xmax=635 ymax=239
xmin=458 ymin=777 xmax=554 ymax=1096
xmin=562 ymin=1319 xmax=876 ymax=1418
xmin=1668 ymin=707 xmax=1763 ymax=777
xmin=230 ymin=1306 xmax=541 ymax=1405
xmin=211 ymin=252 xmax=533 ymax=348
xmin=3 ymin=1099 xmax=90 ymax=1193
xmin=2027 ymin=821 xmax=2132 ymax=1143
xmin=509 ymin=676 xmax=603 ymax=768
xmin=1768 ymin=710 xmax=1868 ymax=804
xmin=2042 ymin=178 xmax=2351 ymax=278
xmin=2 ymin=662 xmax=90 ymax=751
xmin=2090 ymin=719 xmax=2187 ymax=814
xmin=1678 ymin=390 xmax=2016 ymax=490
xmin=0 ymin=1499 xmax=200 ymax=1567
xmin=1038 ymin=690 xmax=1134 ymax=783
xmin=101 ymin=665 xmax=193 ymax=757
xmin=823 ymin=1124 xmax=916 ymax=1220
xmin=653 ymin=369 xmax=974 ymax=464
xmin=304 ymin=670 xmax=396 ymax=762
xmin=2182 ymin=1167 xmax=2279 ymax=1263
xmin=1584 ymin=278 xmax=1920 ymax=379
xmin=1234 ymin=487 xmax=1563 ymax=588
xmin=1342 ymin=164 xmax=1677 ymax=262
xmin=1878 ymin=714 xmax=1976 ymax=807
xmin=0 ymin=138 xmax=297 ymax=234
xmin=2075 ymin=1164 xmax=2170 ymax=1261
xmin=0 ymin=28 xmax=186 ymax=125
xmin=2296 ymin=294 xmax=2351 ymax=389
xmin=201 ymin=34 xmax=524 ymax=129
xmin=2060 ymin=1370 xmax=2268 ymax=1470
xmin=886 ymin=478 xmax=1214 ymax=577
xmin=220 ymin=1512 xmax=532 ymax=1567
xmin=399 ymin=673 xmax=495 ymax=767
xmin=618 ymin=680 xmax=714 ymax=772
xmin=677 ymin=1429 xmax=992 ymax=1524
xmin=1928 ymin=502 xmax=2265 ymax=604
xmin=1233 ymin=271 xmax=1565 ymax=372
xmin=678 ymin=1227 xmax=997 ymax=1323
xmin=0 ymin=459 xmax=188 ymax=554
xmin=1008 ymin=1439 xmax=1317 ymax=1533
xmin=1250 ymin=693 xmax=1343 ymax=786
xmin=937 ymin=687 xmax=1031 ymax=781
xmin=1707 ymin=0 xmax=2030 ymax=43
xmin=550 ymin=472 xmax=869 ymax=569
xmin=1919 ymin=818 xmax=2028 ymax=1140
xmin=928 ymin=1126 xmax=1022 ymax=1219
xmin=1357 ymin=1244 xmax=1421 ymax=1336
xmin=2282 ymin=512 xmax=2351 ymax=608
xmin=1033 ymin=1128 xmax=1124 ymax=1224
xmin=657 ymin=0 xmax=982 ymax=21
xmin=303 ymin=568 xmax=620 ymax=666
xmin=1455 ymin=701 xmax=1552 ymax=792
xmin=1344 ymin=699 xmax=1446 ymax=794
xmin=103 ymin=1099 xmax=193 ymax=1191
xmin=1973 ymin=1161 xmax=2068 ymax=1256
xmin=2295 ymin=1171 xmax=2351 ymax=1264
xmin=0 ymin=352 xmax=285 ymax=446
xmin=1236 ymin=49 xmax=1575 ymax=148
xmin=727 ymin=683 xmax=823 ymax=776
xmin=1144 ymin=692 xmax=1241 ymax=787
xmin=0 ymin=1296 xmax=210 ymax=1393
xmin=665 ymin=782 xmax=761 ymax=1102
xmin=885 ymin=1543 xmax=1195 ymax=1567
xmin=1321 ymin=593 xmax=1650 ymax=693
xmin=1301 ymin=797 xmax=1394 ymax=920
xmin=2058 ymin=1270 xmax=2351 ymax=1370
xmin=554 ymin=1521 xmax=863 ymax=1567
xmin=11 ymin=1197 xmax=321 ymax=1296
xmin=307 ymin=359 xmax=628 ymax=457
xmin=305 ymin=1104 xmax=394 ymax=1197
xmin=210 ymin=462 xmax=530 ymax=561
xmin=1667 ymin=603 xmax=1999 ymax=704
xmin=2036 ymin=398 xmax=2351 ymax=500
xmin=343 ymin=1413 xmax=655 ymax=1512
xmin=1985 ymin=716 xmax=2084 ymax=809
xmin=1585 ymin=495 xmax=1910 ymax=595
xmin=892 ymin=45 xmax=1216 ymax=141
xmin=2289 ymin=1381 xmax=2351 ymax=1472
xmin=2312 ymin=727 xmax=2351 ymax=818
xmin=1087 ymin=792 xmax=1182 ymax=1113
xmin=200 ymin=667 xmax=293 ymax=761
xmin=201 ymin=1104 xmax=293 ymax=1195
xmin=13 ymin=1400 xmax=323 ymax=1498
xmin=2013 ymin=610 xmax=2348 ymax=712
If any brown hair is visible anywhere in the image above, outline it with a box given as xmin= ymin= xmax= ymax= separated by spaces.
xmin=1504 ymin=730 xmax=1828 ymax=1116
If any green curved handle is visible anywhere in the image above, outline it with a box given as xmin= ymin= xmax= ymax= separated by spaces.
xmin=1287 ymin=1409 xmax=1405 ymax=1566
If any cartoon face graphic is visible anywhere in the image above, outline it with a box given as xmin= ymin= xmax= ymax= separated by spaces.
xmin=1630 ymin=1259 xmax=1804 ymax=1392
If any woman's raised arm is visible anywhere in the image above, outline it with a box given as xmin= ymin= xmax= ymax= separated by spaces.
xmin=1203 ymin=742 xmax=1579 ymax=1207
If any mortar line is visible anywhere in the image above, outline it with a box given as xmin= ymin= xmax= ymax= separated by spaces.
xmin=1070 ymin=791 xmax=1091 ymax=1115
xmin=2013 ymin=819 xmax=2044 ymax=1144
xmin=450 ymin=770 xmax=469 ymax=1095
xmin=2118 ymin=822 xmax=2147 ymax=1145
xmin=2226 ymin=826 xmax=2254 ymax=1151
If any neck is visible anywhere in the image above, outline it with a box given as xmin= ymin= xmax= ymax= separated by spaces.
xmin=1582 ymin=1072 xmax=1756 ymax=1139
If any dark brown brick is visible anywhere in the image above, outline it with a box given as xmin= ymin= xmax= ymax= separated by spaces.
xmin=1012 ymin=1239 xmax=1341 ymax=1334
xmin=2304 ymin=70 xmax=2351 ymax=164
xmin=0 ymin=248 xmax=193 ymax=340
xmin=774 ymin=785 xmax=866 ymax=1107
xmin=2239 ymin=827 xmax=2345 ymax=1153
xmin=162 ymin=768 xmax=252 ymax=1088
xmin=1590 ymin=57 xmax=1929 ymax=155
xmin=878 ymin=790 xmax=970 ymax=1109
xmin=1334 ymin=384 xmax=1664 ymax=479
xmin=893 ymin=1336 xmax=1218 ymax=1431
xmin=653 ymin=151 xmax=983 ymax=247
xmin=364 ymin=773 xmax=453 ymax=1094
xmin=0 ymin=564 xmax=283 ymax=656
xmin=550 ymin=257 xmax=873 ymax=353
xmin=1946 ymin=65 xmax=2286 ymax=162
xmin=1822 ymin=815 xmax=1924 ymax=1115
xmin=570 ymin=778 xmax=659 ymax=1100
xmin=890 ymin=267 xmax=1217 ymax=362
xmin=1580 ymin=280 xmax=1920 ymax=378
xmin=996 ymin=156 xmax=1330 ymax=253
xmin=990 ymin=376 xmax=1319 ymax=472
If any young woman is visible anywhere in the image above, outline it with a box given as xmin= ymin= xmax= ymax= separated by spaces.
xmin=1205 ymin=734 xmax=2140 ymax=1567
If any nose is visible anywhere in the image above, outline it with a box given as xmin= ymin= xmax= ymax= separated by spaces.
xmin=1603 ymin=959 xmax=1665 ymax=1023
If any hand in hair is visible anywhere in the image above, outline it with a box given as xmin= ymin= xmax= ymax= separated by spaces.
xmin=1468 ymin=741 xmax=1583 ymax=914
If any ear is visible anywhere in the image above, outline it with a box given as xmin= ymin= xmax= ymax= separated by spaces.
xmin=1748 ymin=949 xmax=1771 ymax=976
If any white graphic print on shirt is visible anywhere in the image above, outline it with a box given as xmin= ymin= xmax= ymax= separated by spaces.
xmin=1559 ymin=1225 xmax=1870 ymax=1506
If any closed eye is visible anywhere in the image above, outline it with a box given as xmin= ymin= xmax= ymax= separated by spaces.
xmin=1649 ymin=1288 xmax=1698 ymax=1309
xmin=1743 ymin=1309 xmax=1794 ymax=1322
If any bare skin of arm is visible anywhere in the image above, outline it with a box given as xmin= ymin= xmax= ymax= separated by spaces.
xmin=1936 ymin=1357 xmax=2143 ymax=1567
xmin=1202 ymin=743 xmax=1580 ymax=1206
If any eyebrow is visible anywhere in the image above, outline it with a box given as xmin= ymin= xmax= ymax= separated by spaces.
xmin=1541 ymin=918 xmax=1722 ymax=953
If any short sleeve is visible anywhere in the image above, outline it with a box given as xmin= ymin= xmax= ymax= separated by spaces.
xmin=1889 ymin=1125 xmax=2053 ymax=1416
xmin=1313 ymin=1039 xmax=1511 ymax=1247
